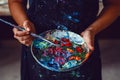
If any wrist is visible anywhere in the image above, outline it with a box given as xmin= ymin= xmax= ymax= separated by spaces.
xmin=19 ymin=19 xmax=31 ymax=26
xmin=85 ymin=27 xmax=97 ymax=36
xmin=13 ymin=15 xmax=29 ymax=26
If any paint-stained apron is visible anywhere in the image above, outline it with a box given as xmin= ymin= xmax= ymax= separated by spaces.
xmin=21 ymin=0 xmax=102 ymax=80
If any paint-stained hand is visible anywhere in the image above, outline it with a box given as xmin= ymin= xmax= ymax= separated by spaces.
xmin=13 ymin=20 xmax=36 ymax=46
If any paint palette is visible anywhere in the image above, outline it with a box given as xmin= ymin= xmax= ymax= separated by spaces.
xmin=31 ymin=29 xmax=90 ymax=72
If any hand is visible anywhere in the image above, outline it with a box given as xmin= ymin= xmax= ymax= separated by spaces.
xmin=81 ymin=29 xmax=95 ymax=52
xmin=13 ymin=20 xmax=36 ymax=46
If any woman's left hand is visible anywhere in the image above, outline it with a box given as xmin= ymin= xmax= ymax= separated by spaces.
xmin=81 ymin=29 xmax=96 ymax=52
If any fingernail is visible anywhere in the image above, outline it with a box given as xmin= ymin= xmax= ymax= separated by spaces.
xmin=26 ymin=27 xmax=30 ymax=31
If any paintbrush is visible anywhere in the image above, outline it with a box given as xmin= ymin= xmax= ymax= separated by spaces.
xmin=0 ymin=18 xmax=57 ymax=46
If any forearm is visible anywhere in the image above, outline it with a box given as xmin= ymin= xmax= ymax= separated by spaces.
xmin=86 ymin=3 xmax=120 ymax=35
xmin=8 ymin=0 xmax=29 ymax=26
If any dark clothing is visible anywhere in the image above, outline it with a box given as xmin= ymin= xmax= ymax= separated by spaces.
xmin=21 ymin=0 xmax=102 ymax=80
xmin=27 ymin=0 xmax=99 ymax=34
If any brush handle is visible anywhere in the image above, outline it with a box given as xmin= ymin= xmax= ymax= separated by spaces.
xmin=0 ymin=18 xmax=25 ymax=31
xmin=0 ymin=18 xmax=57 ymax=46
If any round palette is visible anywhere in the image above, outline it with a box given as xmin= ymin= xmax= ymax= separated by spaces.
xmin=31 ymin=29 xmax=90 ymax=72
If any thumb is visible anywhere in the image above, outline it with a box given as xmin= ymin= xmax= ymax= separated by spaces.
xmin=22 ymin=20 xmax=31 ymax=31
xmin=86 ymin=40 xmax=94 ymax=52
xmin=81 ymin=31 xmax=94 ymax=52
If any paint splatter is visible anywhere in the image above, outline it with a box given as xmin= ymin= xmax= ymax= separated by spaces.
xmin=31 ymin=30 xmax=89 ymax=72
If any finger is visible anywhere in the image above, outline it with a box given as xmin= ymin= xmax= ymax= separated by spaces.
xmin=84 ymin=36 xmax=94 ymax=51
xmin=13 ymin=20 xmax=32 ymax=37
xmin=13 ymin=28 xmax=29 ymax=37
xmin=23 ymin=20 xmax=33 ymax=31
xmin=20 ymin=39 xmax=33 ymax=46
xmin=14 ymin=35 xmax=33 ymax=46
xmin=81 ymin=31 xmax=94 ymax=51
xmin=20 ymin=35 xmax=33 ymax=41
xmin=84 ymin=35 xmax=94 ymax=50
xmin=14 ymin=34 xmax=33 ymax=42
xmin=86 ymin=40 xmax=94 ymax=52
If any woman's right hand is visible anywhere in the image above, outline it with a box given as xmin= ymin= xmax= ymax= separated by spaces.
xmin=13 ymin=20 xmax=36 ymax=46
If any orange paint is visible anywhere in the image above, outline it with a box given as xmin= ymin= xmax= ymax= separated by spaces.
xmin=67 ymin=48 xmax=74 ymax=53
